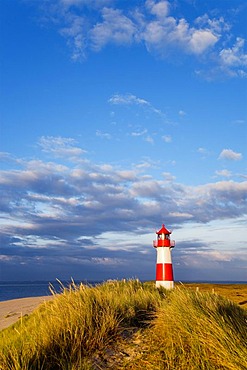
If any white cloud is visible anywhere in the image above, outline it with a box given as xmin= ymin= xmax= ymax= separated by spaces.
xmin=59 ymin=13 xmax=86 ymax=61
xmin=218 ymin=37 xmax=247 ymax=78
xmin=146 ymin=0 xmax=170 ymax=19
xmin=179 ymin=110 xmax=186 ymax=116
xmin=215 ymin=169 xmax=232 ymax=178
xmin=162 ymin=172 xmax=176 ymax=182
xmin=195 ymin=14 xmax=230 ymax=34
xmin=142 ymin=12 xmax=219 ymax=57
xmin=220 ymin=38 xmax=247 ymax=67
xmin=162 ymin=135 xmax=172 ymax=142
xmin=129 ymin=129 xmax=155 ymax=143
xmin=38 ymin=1 xmax=246 ymax=78
xmin=90 ymin=8 xmax=137 ymax=51
xmin=109 ymin=93 xmax=150 ymax=106
xmin=135 ymin=161 xmax=153 ymax=170
xmin=91 ymin=257 xmax=122 ymax=265
xmin=188 ymin=29 xmax=218 ymax=54
xmin=38 ymin=136 xmax=86 ymax=158
xmin=131 ymin=129 xmax=148 ymax=137
xmin=197 ymin=147 xmax=212 ymax=159
xmin=108 ymin=93 xmax=164 ymax=117
xmin=198 ymin=147 xmax=208 ymax=155
xmin=218 ymin=149 xmax=243 ymax=161
xmin=169 ymin=211 xmax=193 ymax=219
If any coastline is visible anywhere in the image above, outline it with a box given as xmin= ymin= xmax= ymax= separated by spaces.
xmin=0 ymin=296 xmax=54 ymax=331
xmin=1 ymin=280 xmax=246 ymax=370
xmin=0 ymin=282 xmax=246 ymax=331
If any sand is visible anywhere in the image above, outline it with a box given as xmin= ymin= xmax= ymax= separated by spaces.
xmin=0 ymin=296 xmax=54 ymax=331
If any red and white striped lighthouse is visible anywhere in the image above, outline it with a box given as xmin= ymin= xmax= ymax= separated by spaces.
xmin=153 ymin=224 xmax=175 ymax=289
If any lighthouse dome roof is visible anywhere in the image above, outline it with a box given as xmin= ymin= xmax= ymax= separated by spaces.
xmin=156 ymin=224 xmax=171 ymax=235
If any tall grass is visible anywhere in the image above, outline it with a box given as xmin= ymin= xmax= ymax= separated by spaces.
xmin=128 ymin=287 xmax=247 ymax=370
xmin=0 ymin=280 xmax=246 ymax=370
xmin=0 ymin=279 xmax=161 ymax=370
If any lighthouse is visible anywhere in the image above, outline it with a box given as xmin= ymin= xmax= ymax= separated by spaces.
xmin=153 ymin=224 xmax=175 ymax=289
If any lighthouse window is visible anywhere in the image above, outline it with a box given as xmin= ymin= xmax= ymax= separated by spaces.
xmin=165 ymin=235 xmax=170 ymax=239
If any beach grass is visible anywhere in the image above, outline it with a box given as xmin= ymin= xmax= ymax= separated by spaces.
xmin=0 ymin=280 xmax=246 ymax=369
xmin=180 ymin=282 xmax=247 ymax=308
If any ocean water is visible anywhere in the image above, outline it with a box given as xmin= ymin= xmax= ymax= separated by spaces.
xmin=0 ymin=281 xmax=100 ymax=302
xmin=0 ymin=281 xmax=246 ymax=302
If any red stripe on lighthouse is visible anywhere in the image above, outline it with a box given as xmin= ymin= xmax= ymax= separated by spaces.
xmin=156 ymin=263 xmax=174 ymax=281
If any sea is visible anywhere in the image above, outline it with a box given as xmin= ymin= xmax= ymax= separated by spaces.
xmin=0 ymin=281 xmax=100 ymax=302
xmin=0 ymin=281 xmax=246 ymax=302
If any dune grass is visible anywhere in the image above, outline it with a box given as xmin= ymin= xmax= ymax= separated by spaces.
xmin=180 ymin=283 xmax=247 ymax=309
xmin=0 ymin=280 xmax=161 ymax=369
xmin=128 ymin=287 xmax=247 ymax=370
xmin=0 ymin=280 xmax=246 ymax=370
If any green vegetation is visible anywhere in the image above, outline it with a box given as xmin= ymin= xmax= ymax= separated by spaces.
xmin=0 ymin=280 xmax=246 ymax=370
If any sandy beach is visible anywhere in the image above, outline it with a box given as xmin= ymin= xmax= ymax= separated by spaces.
xmin=0 ymin=296 xmax=53 ymax=331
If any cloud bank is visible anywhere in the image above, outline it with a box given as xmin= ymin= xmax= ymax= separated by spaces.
xmin=1 ymin=136 xmax=246 ymax=281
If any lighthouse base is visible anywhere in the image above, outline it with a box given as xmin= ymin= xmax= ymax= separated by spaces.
xmin=156 ymin=280 xmax=174 ymax=289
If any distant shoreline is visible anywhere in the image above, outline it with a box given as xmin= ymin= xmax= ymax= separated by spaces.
xmin=0 ymin=280 xmax=246 ymax=302
xmin=0 ymin=280 xmax=246 ymax=283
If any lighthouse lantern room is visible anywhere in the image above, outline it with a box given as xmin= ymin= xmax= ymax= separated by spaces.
xmin=153 ymin=224 xmax=175 ymax=289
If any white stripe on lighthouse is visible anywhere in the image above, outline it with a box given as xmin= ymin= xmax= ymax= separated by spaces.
xmin=156 ymin=280 xmax=174 ymax=289
xmin=156 ymin=247 xmax=172 ymax=263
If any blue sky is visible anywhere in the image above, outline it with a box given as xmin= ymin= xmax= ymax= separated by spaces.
xmin=0 ymin=0 xmax=246 ymax=282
